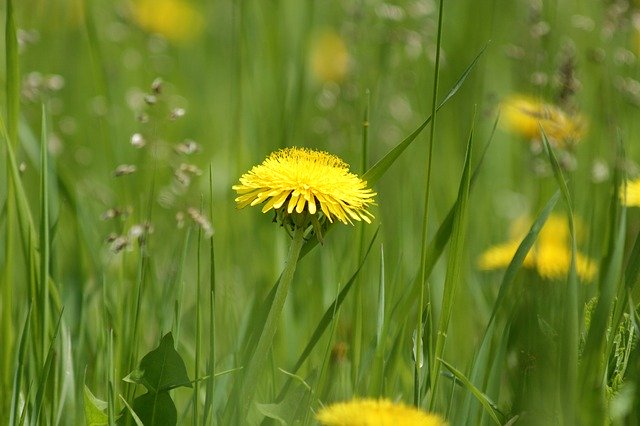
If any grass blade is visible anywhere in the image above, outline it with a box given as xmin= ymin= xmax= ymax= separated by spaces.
xmin=439 ymin=358 xmax=503 ymax=425
xmin=274 ymin=227 xmax=380 ymax=401
xmin=361 ymin=43 xmax=487 ymax=186
xmin=428 ymin=124 xmax=473 ymax=408
xmin=30 ymin=309 xmax=64 ymax=426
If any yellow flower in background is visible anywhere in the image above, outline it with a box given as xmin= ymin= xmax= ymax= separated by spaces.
xmin=316 ymin=398 xmax=446 ymax=426
xmin=131 ymin=0 xmax=204 ymax=42
xmin=500 ymin=95 xmax=587 ymax=148
xmin=621 ymin=178 xmax=640 ymax=207
xmin=478 ymin=214 xmax=597 ymax=281
xmin=232 ymin=147 xmax=375 ymax=225
xmin=310 ymin=30 xmax=350 ymax=83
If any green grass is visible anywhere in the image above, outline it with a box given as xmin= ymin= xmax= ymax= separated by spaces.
xmin=3 ymin=0 xmax=640 ymax=424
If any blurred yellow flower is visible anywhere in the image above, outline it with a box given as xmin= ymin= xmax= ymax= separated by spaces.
xmin=310 ymin=30 xmax=350 ymax=83
xmin=131 ymin=0 xmax=204 ymax=42
xmin=500 ymin=95 xmax=587 ymax=148
xmin=316 ymin=398 xmax=446 ymax=426
xmin=232 ymin=147 xmax=375 ymax=225
xmin=621 ymin=178 xmax=640 ymax=206
xmin=478 ymin=214 xmax=597 ymax=281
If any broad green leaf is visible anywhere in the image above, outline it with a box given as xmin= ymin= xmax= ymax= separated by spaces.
xmin=135 ymin=332 xmax=192 ymax=393
xmin=132 ymin=392 xmax=177 ymax=426
xmin=84 ymin=386 xmax=108 ymax=426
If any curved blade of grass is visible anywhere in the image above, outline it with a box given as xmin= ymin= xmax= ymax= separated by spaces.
xmin=297 ymin=44 xmax=488 ymax=261
xmin=274 ymin=227 xmax=380 ymax=401
xmin=428 ymin=124 xmax=473 ymax=409
xmin=579 ymin=136 xmax=626 ymax=423
xmin=39 ymin=105 xmax=51 ymax=364
xmin=361 ymin=43 xmax=487 ymax=187
xmin=461 ymin=191 xmax=560 ymax=421
xmin=3 ymin=0 xmax=19 ymax=385
xmin=439 ymin=358 xmax=503 ymax=425
xmin=9 ymin=306 xmax=31 ymax=426
xmin=542 ymin=131 xmax=579 ymax=424
xmin=31 ymin=308 xmax=64 ymax=426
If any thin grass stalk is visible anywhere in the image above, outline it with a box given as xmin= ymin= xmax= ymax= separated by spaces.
xmin=9 ymin=306 xmax=31 ymax=426
xmin=3 ymin=0 xmax=19 ymax=400
xmin=107 ymin=328 xmax=116 ymax=426
xmin=415 ymin=0 xmax=445 ymax=406
xmin=237 ymin=224 xmax=306 ymax=421
xmin=429 ymin=127 xmax=473 ymax=410
xmin=39 ymin=106 xmax=50 ymax=369
xmin=542 ymin=132 xmax=579 ymax=424
xmin=194 ymin=225 xmax=203 ymax=423
xmin=352 ymin=90 xmax=371 ymax=390
xmin=203 ymin=166 xmax=217 ymax=425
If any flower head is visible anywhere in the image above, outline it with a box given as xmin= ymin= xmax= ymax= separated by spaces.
xmin=621 ymin=178 xmax=640 ymax=207
xmin=316 ymin=398 xmax=446 ymax=426
xmin=131 ymin=0 xmax=204 ymax=42
xmin=478 ymin=214 xmax=597 ymax=281
xmin=500 ymin=95 xmax=586 ymax=148
xmin=233 ymin=147 xmax=375 ymax=228
xmin=310 ymin=30 xmax=350 ymax=83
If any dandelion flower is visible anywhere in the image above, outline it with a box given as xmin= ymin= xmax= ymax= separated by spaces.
xmin=310 ymin=30 xmax=350 ymax=83
xmin=232 ymin=147 xmax=375 ymax=227
xmin=316 ymin=398 xmax=446 ymax=426
xmin=131 ymin=0 xmax=204 ymax=42
xmin=621 ymin=178 xmax=640 ymax=207
xmin=500 ymin=95 xmax=586 ymax=148
xmin=478 ymin=214 xmax=597 ymax=281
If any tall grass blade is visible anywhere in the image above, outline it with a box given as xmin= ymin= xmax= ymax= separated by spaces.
xmin=361 ymin=44 xmax=487 ymax=187
xmin=439 ymin=358 xmax=503 ymax=425
xmin=273 ymin=227 xmax=380 ymax=401
xmin=30 ymin=309 xmax=63 ymax=426
xmin=579 ymin=138 xmax=626 ymax=424
xmin=39 ymin=106 xmax=51 ymax=365
xmin=9 ymin=306 xmax=31 ymax=426
xmin=542 ymin=131 xmax=579 ymax=424
xmin=3 ymin=0 xmax=19 ymax=391
xmin=461 ymin=192 xmax=560 ymax=422
xmin=428 ymin=125 xmax=473 ymax=408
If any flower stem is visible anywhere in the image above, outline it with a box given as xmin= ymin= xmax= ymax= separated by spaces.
xmin=238 ymin=223 xmax=306 ymax=419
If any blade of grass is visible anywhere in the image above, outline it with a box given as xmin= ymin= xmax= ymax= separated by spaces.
xmin=297 ymin=44 xmax=488 ymax=262
xmin=39 ymin=106 xmax=51 ymax=367
xmin=30 ymin=309 xmax=63 ymax=426
xmin=273 ymin=227 xmax=380 ymax=401
xmin=203 ymin=166 xmax=217 ymax=425
xmin=439 ymin=358 xmax=503 ymax=425
xmin=542 ymin=131 xmax=579 ymax=424
xmin=461 ymin=191 xmax=560 ymax=421
xmin=9 ymin=306 xmax=31 ymax=426
xmin=361 ymin=43 xmax=487 ymax=187
xmin=579 ymin=137 xmax=626 ymax=424
xmin=3 ymin=0 xmax=19 ymax=393
xmin=428 ymin=124 xmax=473 ymax=409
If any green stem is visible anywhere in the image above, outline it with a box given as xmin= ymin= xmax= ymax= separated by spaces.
xmin=415 ymin=0 xmax=445 ymax=407
xmin=239 ymin=223 xmax=306 ymax=420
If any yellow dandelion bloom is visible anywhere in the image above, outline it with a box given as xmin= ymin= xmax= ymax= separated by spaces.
xmin=621 ymin=178 xmax=640 ymax=207
xmin=478 ymin=214 xmax=597 ymax=281
xmin=131 ymin=0 xmax=204 ymax=42
xmin=316 ymin=398 xmax=446 ymax=426
xmin=232 ymin=147 xmax=375 ymax=225
xmin=477 ymin=240 xmax=535 ymax=270
xmin=500 ymin=95 xmax=587 ymax=148
xmin=310 ymin=30 xmax=350 ymax=83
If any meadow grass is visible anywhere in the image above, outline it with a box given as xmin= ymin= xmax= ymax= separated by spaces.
xmin=2 ymin=0 xmax=640 ymax=425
